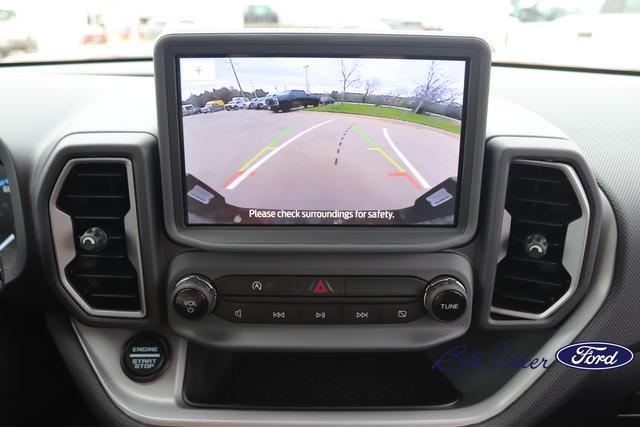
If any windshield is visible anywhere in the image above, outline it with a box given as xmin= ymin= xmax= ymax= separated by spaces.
xmin=1 ymin=0 xmax=638 ymax=71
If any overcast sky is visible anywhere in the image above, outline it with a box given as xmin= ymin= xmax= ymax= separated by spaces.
xmin=180 ymin=57 xmax=465 ymax=101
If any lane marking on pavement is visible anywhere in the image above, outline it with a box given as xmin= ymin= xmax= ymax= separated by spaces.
xmin=222 ymin=170 xmax=244 ymax=189
xmin=352 ymin=123 xmax=426 ymax=191
xmin=353 ymin=123 xmax=406 ymax=172
xmin=223 ymin=123 xmax=298 ymax=189
xmin=225 ymin=119 xmax=335 ymax=190
xmin=238 ymin=146 xmax=274 ymax=173
xmin=239 ymin=123 xmax=298 ymax=172
xmin=266 ymin=123 xmax=298 ymax=148
xmin=382 ymin=128 xmax=431 ymax=190
xmin=334 ymin=122 xmax=355 ymax=167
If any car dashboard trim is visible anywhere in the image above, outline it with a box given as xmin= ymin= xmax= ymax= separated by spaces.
xmin=49 ymin=157 xmax=146 ymax=318
xmin=70 ymin=191 xmax=615 ymax=426
xmin=490 ymin=160 xmax=591 ymax=320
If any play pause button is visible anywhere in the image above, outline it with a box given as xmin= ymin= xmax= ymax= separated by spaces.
xmin=300 ymin=305 xmax=341 ymax=324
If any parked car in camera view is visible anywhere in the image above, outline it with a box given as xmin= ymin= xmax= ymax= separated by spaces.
xmin=265 ymin=90 xmax=321 ymax=112
xmin=248 ymin=97 xmax=268 ymax=109
xmin=230 ymin=96 xmax=251 ymax=108
xmin=181 ymin=104 xmax=198 ymax=116
xmin=319 ymin=95 xmax=336 ymax=105
xmin=200 ymin=100 xmax=224 ymax=113
xmin=224 ymin=100 xmax=246 ymax=110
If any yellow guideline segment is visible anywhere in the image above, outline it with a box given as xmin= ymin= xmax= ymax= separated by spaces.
xmin=352 ymin=124 xmax=405 ymax=173
xmin=367 ymin=147 xmax=405 ymax=173
xmin=239 ymin=123 xmax=298 ymax=172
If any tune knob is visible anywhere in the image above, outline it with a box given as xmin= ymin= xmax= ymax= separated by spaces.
xmin=424 ymin=277 xmax=467 ymax=322
xmin=172 ymin=275 xmax=217 ymax=320
xmin=79 ymin=227 xmax=108 ymax=252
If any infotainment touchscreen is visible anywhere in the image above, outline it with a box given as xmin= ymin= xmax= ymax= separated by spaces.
xmin=178 ymin=56 xmax=467 ymax=226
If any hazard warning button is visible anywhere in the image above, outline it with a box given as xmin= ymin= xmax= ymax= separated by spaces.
xmin=296 ymin=277 xmax=344 ymax=296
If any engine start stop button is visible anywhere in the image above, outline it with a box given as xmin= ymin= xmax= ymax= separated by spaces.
xmin=122 ymin=333 xmax=169 ymax=382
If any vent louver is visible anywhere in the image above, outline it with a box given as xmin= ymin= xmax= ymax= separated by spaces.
xmin=51 ymin=159 xmax=144 ymax=317
xmin=491 ymin=160 xmax=588 ymax=320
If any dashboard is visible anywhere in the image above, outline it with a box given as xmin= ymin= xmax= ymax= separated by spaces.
xmin=0 ymin=32 xmax=639 ymax=426
xmin=0 ymin=164 xmax=17 ymax=274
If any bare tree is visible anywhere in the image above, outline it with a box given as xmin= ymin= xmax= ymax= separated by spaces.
xmin=339 ymin=59 xmax=360 ymax=103
xmin=386 ymin=87 xmax=404 ymax=107
xmin=413 ymin=61 xmax=460 ymax=114
xmin=362 ymin=78 xmax=381 ymax=103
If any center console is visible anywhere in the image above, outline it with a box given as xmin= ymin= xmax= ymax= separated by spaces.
xmin=167 ymin=252 xmax=472 ymax=350
xmin=34 ymin=32 xmax=612 ymax=426
xmin=152 ymin=32 xmax=488 ymax=351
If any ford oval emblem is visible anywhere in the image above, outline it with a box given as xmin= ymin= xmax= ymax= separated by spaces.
xmin=556 ymin=342 xmax=634 ymax=370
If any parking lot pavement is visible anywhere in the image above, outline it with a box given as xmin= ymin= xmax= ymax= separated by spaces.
xmin=183 ymin=108 xmax=460 ymax=211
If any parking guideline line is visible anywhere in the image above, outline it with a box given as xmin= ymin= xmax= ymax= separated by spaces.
xmin=352 ymin=124 xmax=376 ymax=148
xmin=352 ymin=123 xmax=427 ymax=190
xmin=225 ymin=119 xmax=335 ymax=190
xmin=238 ymin=146 xmax=274 ymax=173
xmin=367 ymin=147 xmax=405 ymax=172
xmin=352 ymin=124 xmax=404 ymax=172
xmin=383 ymin=128 xmax=431 ymax=190
xmin=238 ymin=123 xmax=298 ymax=172
xmin=388 ymin=171 xmax=422 ymax=190
xmin=266 ymin=123 xmax=298 ymax=148
xmin=223 ymin=124 xmax=299 ymax=189
xmin=222 ymin=171 xmax=244 ymax=189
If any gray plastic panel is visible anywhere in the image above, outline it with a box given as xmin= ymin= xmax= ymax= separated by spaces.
xmin=476 ymin=136 xmax=603 ymax=328
xmin=69 ymin=193 xmax=615 ymax=426
xmin=31 ymin=132 xmax=165 ymax=328
xmin=166 ymin=252 xmax=473 ymax=350
xmin=490 ymin=160 xmax=590 ymax=320
xmin=48 ymin=158 xmax=147 ymax=318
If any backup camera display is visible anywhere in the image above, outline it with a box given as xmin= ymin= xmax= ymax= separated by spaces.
xmin=178 ymin=56 xmax=466 ymax=225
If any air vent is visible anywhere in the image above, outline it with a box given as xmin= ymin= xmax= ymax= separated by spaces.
xmin=50 ymin=159 xmax=145 ymax=318
xmin=491 ymin=160 xmax=590 ymax=320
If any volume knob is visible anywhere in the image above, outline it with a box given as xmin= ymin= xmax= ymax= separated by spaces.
xmin=172 ymin=275 xmax=217 ymax=320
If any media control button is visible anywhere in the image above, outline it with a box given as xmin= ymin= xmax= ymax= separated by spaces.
xmin=296 ymin=277 xmax=345 ymax=296
xmin=342 ymin=305 xmax=382 ymax=324
xmin=215 ymin=276 xmax=296 ymax=296
xmin=299 ymin=305 xmax=341 ymax=323
xmin=122 ymin=333 xmax=169 ymax=382
xmin=261 ymin=305 xmax=299 ymax=323
xmin=382 ymin=303 xmax=425 ymax=323
xmin=215 ymin=301 xmax=261 ymax=323
xmin=345 ymin=277 xmax=426 ymax=296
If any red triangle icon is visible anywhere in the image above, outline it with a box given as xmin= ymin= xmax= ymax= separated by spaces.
xmin=311 ymin=279 xmax=332 ymax=295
